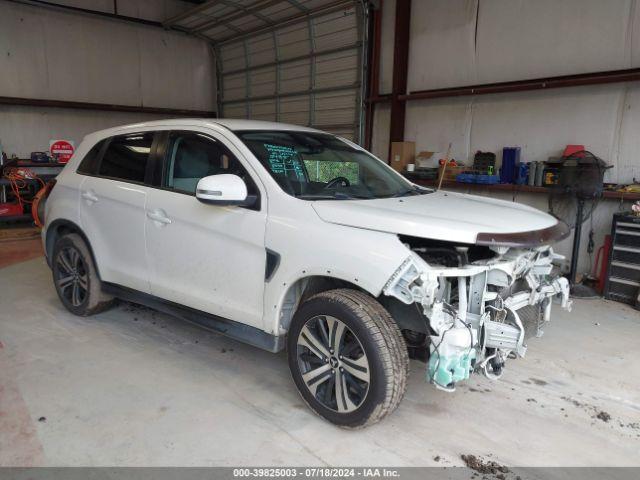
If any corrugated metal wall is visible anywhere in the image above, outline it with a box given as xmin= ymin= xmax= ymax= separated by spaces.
xmin=372 ymin=0 xmax=640 ymax=276
xmin=218 ymin=3 xmax=365 ymax=142
xmin=373 ymin=0 xmax=640 ymax=184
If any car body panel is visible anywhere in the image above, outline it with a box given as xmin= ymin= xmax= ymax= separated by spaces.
xmin=312 ymin=190 xmax=559 ymax=244
xmin=261 ymin=196 xmax=410 ymax=335
xmin=78 ymin=175 xmax=150 ymax=293
xmin=145 ymin=186 xmax=268 ymax=328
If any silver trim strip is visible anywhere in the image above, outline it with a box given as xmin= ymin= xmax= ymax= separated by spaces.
xmin=196 ymin=189 xmax=222 ymax=196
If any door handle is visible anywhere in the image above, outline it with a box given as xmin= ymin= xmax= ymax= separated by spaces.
xmin=147 ymin=209 xmax=172 ymax=225
xmin=81 ymin=190 xmax=98 ymax=203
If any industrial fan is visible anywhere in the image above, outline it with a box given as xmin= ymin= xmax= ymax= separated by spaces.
xmin=547 ymin=150 xmax=609 ymax=298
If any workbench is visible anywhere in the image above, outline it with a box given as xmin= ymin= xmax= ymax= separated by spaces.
xmin=0 ymin=161 xmax=65 ymax=224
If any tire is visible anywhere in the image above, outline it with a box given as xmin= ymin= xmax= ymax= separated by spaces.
xmin=287 ymin=288 xmax=409 ymax=428
xmin=52 ymin=233 xmax=113 ymax=316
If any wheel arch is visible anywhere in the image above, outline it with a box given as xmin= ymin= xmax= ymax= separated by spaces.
xmin=45 ymin=219 xmax=101 ymax=278
xmin=275 ymin=275 xmax=429 ymax=337
xmin=276 ymin=275 xmax=368 ymax=334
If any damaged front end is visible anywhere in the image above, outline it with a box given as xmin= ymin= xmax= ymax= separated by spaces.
xmin=383 ymin=235 xmax=572 ymax=391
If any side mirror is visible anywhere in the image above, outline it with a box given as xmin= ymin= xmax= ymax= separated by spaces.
xmin=196 ymin=174 xmax=254 ymax=207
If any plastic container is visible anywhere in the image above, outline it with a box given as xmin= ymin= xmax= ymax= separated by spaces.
xmin=517 ymin=163 xmax=529 ymax=185
xmin=456 ymin=173 xmax=500 ymax=184
xmin=535 ymin=162 xmax=545 ymax=186
xmin=528 ymin=162 xmax=537 ymax=186
xmin=500 ymin=147 xmax=521 ymax=184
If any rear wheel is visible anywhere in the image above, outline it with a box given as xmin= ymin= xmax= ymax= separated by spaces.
xmin=287 ymin=289 xmax=408 ymax=428
xmin=52 ymin=233 xmax=113 ymax=316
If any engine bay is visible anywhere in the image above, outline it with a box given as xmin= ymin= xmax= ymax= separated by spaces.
xmin=384 ymin=235 xmax=572 ymax=391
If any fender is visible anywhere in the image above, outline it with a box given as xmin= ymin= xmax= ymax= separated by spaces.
xmin=44 ymin=219 xmax=101 ymax=278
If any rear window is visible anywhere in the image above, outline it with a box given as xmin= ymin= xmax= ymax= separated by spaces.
xmin=76 ymin=139 xmax=106 ymax=175
xmin=98 ymin=133 xmax=154 ymax=183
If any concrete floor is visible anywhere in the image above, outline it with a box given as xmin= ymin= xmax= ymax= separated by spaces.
xmin=1 ymin=257 xmax=639 ymax=467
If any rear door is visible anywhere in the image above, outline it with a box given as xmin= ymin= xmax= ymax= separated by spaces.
xmin=78 ymin=132 xmax=158 ymax=292
xmin=144 ymin=129 xmax=267 ymax=328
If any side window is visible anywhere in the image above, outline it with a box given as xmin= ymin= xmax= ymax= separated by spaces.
xmin=98 ymin=133 xmax=154 ymax=183
xmin=76 ymin=139 xmax=106 ymax=175
xmin=164 ymin=131 xmax=258 ymax=197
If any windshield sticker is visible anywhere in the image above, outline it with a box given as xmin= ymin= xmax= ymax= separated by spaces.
xmin=265 ymin=144 xmax=305 ymax=179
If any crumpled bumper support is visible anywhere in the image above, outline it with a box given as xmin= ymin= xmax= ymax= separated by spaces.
xmin=383 ymin=247 xmax=572 ymax=391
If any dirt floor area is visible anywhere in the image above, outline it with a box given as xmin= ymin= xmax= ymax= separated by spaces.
xmin=0 ymin=226 xmax=43 ymax=269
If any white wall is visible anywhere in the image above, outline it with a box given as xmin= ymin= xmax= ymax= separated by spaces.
xmin=372 ymin=0 xmax=640 ymax=275
xmin=0 ymin=1 xmax=216 ymax=157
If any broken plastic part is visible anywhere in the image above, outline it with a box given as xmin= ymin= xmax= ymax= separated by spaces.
xmin=428 ymin=326 xmax=477 ymax=391
xmin=383 ymin=246 xmax=572 ymax=391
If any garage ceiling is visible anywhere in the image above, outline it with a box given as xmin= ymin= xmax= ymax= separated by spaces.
xmin=164 ymin=0 xmax=358 ymax=44
xmin=165 ymin=0 xmax=367 ymax=142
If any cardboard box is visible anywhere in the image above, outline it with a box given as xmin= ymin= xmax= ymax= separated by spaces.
xmin=390 ymin=141 xmax=415 ymax=172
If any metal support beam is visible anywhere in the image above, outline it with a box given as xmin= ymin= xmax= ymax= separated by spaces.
xmin=163 ymin=0 xmax=222 ymax=27
xmin=368 ymin=68 xmax=640 ymax=103
xmin=363 ymin=0 xmax=382 ymax=150
xmin=388 ymin=0 xmax=411 ymax=156
xmin=0 ymin=96 xmax=217 ymax=117
xmin=6 ymin=0 xmax=178 ymax=30
xmin=222 ymin=84 xmax=361 ymax=105
xmin=285 ymin=0 xmax=308 ymax=11
xmin=400 ymin=68 xmax=640 ymax=101
xmin=354 ymin=0 xmax=366 ymax=144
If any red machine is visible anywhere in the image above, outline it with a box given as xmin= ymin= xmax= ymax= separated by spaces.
xmin=0 ymin=202 xmax=23 ymax=217
xmin=0 ymin=164 xmax=45 ymax=220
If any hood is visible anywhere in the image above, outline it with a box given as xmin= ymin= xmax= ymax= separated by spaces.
xmin=312 ymin=190 xmax=563 ymax=246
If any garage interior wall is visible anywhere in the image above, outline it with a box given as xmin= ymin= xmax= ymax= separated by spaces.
xmin=0 ymin=0 xmax=217 ymax=157
xmin=371 ymin=0 xmax=640 ymax=275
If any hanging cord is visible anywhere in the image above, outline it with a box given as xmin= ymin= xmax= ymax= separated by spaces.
xmin=2 ymin=166 xmax=45 ymax=209
xmin=31 ymin=180 xmax=56 ymax=228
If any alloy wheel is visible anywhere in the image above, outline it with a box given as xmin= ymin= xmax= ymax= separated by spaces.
xmin=55 ymin=246 xmax=88 ymax=307
xmin=296 ymin=315 xmax=370 ymax=413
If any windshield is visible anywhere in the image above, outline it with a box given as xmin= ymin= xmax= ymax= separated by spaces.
xmin=235 ymin=130 xmax=430 ymax=200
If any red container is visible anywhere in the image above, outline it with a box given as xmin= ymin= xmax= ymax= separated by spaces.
xmin=563 ymin=145 xmax=585 ymax=157
xmin=0 ymin=203 xmax=24 ymax=217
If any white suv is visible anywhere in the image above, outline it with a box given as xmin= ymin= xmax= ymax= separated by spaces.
xmin=43 ymin=119 xmax=571 ymax=428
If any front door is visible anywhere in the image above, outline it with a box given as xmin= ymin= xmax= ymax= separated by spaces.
xmin=79 ymin=132 xmax=156 ymax=293
xmin=144 ymin=130 xmax=267 ymax=328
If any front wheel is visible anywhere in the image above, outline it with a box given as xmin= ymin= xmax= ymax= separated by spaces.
xmin=287 ymin=289 xmax=408 ymax=428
